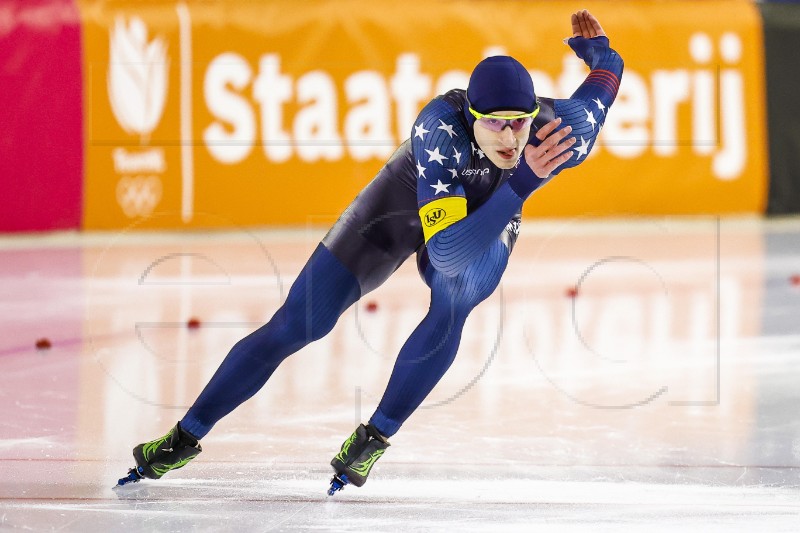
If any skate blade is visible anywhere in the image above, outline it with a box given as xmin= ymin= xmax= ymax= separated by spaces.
xmin=327 ymin=473 xmax=350 ymax=496
xmin=114 ymin=466 xmax=144 ymax=488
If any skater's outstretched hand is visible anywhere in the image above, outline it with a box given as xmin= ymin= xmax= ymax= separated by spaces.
xmin=571 ymin=9 xmax=606 ymax=39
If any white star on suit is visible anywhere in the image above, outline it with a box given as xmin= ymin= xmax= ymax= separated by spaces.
xmin=438 ymin=120 xmax=457 ymax=138
xmin=448 ymin=168 xmax=458 ymax=180
xmin=477 ymin=148 xmax=485 ymax=159
xmin=574 ymin=136 xmax=590 ymax=159
xmin=452 ymin=147 xmax=462 ymax=164
xmin=414 ymin=122 xmax=429 ymax=140
xmin=431 ymin=180 xmax=450 ymax=195
xmin=593 ymin=97 xmax=606 ymax=114
xmin=416 ymin=160 xmax=427 ymax=179
xmin=425 ymin=147 xmax=448 ymax=165
xmin=471 ymin=142 xmax=477 ymax=154
xmin=584 ymin=108 xmax=597 ymax=130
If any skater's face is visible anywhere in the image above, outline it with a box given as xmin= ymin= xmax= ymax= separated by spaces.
xmin=472 ymin=109 xmax=533 ymax=169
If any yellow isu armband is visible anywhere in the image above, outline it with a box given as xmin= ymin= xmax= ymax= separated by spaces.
xmin=419 ymin=196 xmax=468 ymax=242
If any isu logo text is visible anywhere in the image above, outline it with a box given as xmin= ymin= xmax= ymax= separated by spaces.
xmin=424 ymin=208 xmax=446 ymax=227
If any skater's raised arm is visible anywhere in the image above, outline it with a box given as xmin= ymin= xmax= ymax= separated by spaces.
xmin=523 ymin=10 xmax=624 ymax=177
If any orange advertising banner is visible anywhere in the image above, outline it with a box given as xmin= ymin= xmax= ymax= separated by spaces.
xmin=79 ymin=0 xmax=768 ymax=229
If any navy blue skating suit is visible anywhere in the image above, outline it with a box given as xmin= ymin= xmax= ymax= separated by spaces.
xmin=181 ymin=37 xmax=623 ymax=440
xmin=324 ymin=38 xmax=622 ymax=294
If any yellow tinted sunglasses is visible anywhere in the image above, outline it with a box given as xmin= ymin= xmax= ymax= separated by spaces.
xmin=468 ymin=105 xmax=540 ymax=131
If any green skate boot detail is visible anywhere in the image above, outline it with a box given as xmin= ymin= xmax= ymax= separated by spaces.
xmin=329 ymin=423 xmax=390 ymax=494
xmin=132 ymin=422 xmax=202 ymax=480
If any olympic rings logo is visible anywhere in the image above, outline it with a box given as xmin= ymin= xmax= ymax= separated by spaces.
xmin=116 ymin=175 xmax=163 ymax=218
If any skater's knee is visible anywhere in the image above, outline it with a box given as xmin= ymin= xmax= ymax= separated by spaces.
xmin=433 ymin=271 xmax=503 ymax=313
xmin=228 ymin=301 xmax=337 ymax=359
xmin=277 ymin=298 xmax=339 ymax=343
xmin=228 ymin=331 xmax=272 ymax=361
xmin=431 ymin=242 xmax=507 ymax=308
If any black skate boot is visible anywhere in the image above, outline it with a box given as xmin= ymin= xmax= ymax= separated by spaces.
xmin=116 ymin=422 xmax=202 ymax=487
xmin=328 ymin=423 xmax=390 ymax=495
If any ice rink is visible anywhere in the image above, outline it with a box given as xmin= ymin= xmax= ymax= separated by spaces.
xmin=1 ymin=216 xmax=799 ymax=531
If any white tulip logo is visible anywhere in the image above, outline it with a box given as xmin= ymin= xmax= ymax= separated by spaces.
xmin=108 ymin=17 xmax=169 ymax=141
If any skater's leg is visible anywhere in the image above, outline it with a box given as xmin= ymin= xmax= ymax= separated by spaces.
xmin=326 ymin=239 xmax=508 ymax=493
xmin=369 ymin=239 xmax=509 ymax=437
xmin=181 ymin=243 xmax=360 ymax=438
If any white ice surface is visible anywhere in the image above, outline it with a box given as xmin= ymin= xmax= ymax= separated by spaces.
xmin=2 ymin=218 xmax=799 ymax=531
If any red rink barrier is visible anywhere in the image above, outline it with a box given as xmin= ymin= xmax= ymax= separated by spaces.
xmin=0 ymin=0 xmax=83 ymax=232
